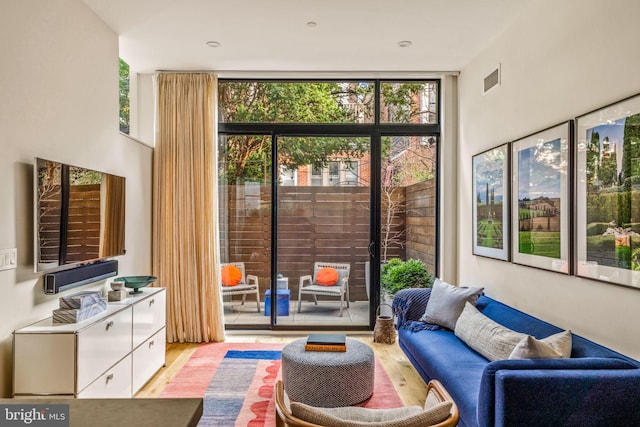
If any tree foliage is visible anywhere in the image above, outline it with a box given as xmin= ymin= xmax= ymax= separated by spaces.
xmin=119 ymin=58 xmax=130 ymax=134
xmin=218 ymin=81 xmax=437 ymax=183
xmin=219 ymin=81 xmax=371 ymax=183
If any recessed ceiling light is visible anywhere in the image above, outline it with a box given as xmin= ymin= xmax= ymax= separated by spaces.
xmin=306 ymin=21 xmax=318 ymax=28
xmin=206 ymin=41 xmax=221 ymax=48
xmin=397 ymin=40 xmax=412 ymax=48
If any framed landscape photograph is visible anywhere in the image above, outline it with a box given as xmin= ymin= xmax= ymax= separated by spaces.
xmin=472 ymin=143 xmax=509 ymax=261
xmin=576 ymin=93 xmax=640 ymax=288
xmin=511 ymin=121 xmax=572 ymax=273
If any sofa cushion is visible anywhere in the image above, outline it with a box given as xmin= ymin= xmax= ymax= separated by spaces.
xmin=397 ymin=327 xmax=486 ymax=426
xmin=420 ymin=278 xmax=484 ymax=330
xmin=455 ymin=302 xmax=527 ymax=361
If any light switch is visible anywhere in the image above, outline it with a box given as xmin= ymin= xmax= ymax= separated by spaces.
xmin=0 ymin=248 xmax=17 ymax=271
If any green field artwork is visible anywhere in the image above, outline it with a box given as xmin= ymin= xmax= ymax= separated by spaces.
xmin=584 ymin=113 xmax=640 ymax=270
xmin=474 ymin=147 xmax=506 ymax=251
xmin=517 ymin=139 xmax=562 ymax=259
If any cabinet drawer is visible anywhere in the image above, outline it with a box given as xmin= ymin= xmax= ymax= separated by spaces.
xmin=132 ymin=290 xmax=166 ymax=349
xmin=77 ymin=306 xmax=132 ymax=391
xmin=132 ymin=327 xmax=166 ymax=394
xmin=78 ymin=355 xmax=132 ymax=398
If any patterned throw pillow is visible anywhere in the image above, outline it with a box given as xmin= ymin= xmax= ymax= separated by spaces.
xmin=316 ymin=267 xmax=339 ymax=286
xmin=221 ymin=265 xmax=242 ymax=287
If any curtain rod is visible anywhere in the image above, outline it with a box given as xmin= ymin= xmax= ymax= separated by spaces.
xmin=154 ymin=70 xmax=460 ymax=79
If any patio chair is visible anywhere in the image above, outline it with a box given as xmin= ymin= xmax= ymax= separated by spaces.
xmin=297 ymin=262 xmax=350 ymax=317
xmin=220 ymin=262 xmax=260 ymax=312
xmin=275 ymin=379 xmax=459 ymax=427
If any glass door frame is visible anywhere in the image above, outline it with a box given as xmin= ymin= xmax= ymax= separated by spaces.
xmin=219 ymin=79 xmax=441 ymax=331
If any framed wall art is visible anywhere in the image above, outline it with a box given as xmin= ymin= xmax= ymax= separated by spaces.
xmin=511 ymin=121 xmax=572 ymax=273
xmin=472 ymin=143 xmax=509 ymax=261
xmin=575 ymin=93 xmax=640 ymax=288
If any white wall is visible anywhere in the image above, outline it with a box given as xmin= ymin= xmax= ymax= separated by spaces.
xmin=0 ymin=0 xmax=153 ymax=397
xmin=458 ymin=0 xmax=640 ymax=359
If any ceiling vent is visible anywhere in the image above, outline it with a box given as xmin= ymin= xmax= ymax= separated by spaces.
xmin=483 ymin=64 xmax=501 ymax=94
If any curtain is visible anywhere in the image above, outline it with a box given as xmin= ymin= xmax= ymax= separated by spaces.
xmin=153 ymin=73 xmax=225 ymax=342
xmin=99 ymin=174 xmax=126 ymax=258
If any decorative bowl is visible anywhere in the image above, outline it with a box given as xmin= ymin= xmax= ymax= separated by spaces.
xmin=113 ymin=276 xmax=158 ymax=294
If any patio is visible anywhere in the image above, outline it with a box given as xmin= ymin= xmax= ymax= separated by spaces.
xmin=223 ymin=299 xmax=371 ymax=326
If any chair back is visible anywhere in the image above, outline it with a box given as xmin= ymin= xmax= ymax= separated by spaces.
xmin=220 ymin=261 xmax=246 ymax=284
xmin=313 ymin=262 xmax=350 ymax=287
xmin=275 ymin=379 xmax=459 ymax=427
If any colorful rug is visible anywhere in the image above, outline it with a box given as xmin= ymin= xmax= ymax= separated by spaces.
xmin=161 ymin=342 xmax=404 ymax=427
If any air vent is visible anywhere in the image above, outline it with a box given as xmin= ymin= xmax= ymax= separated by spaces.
xmin=483 ymin=65 xmax=501 ymax=94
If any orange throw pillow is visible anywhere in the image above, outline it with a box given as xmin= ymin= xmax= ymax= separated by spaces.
xmin=315 ymin=267 xmax=339 ymax=286
xmin=221 ymin=265 xmax=242 ymax=287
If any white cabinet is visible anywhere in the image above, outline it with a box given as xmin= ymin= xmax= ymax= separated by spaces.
xmin=13 ymin=287 xmax=166 ymax=398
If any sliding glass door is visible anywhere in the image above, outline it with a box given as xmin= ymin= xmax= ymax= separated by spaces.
xmin=217 ymin=79 xmax=441 ymax=330
xmin=275 ymin=136 xmax=371 ymax=327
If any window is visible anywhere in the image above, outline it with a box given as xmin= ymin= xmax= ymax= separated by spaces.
xmin=119 ymin=58 xmax=130 ymax=134
xmin=308 ymin=160 xmax=361 ymax=186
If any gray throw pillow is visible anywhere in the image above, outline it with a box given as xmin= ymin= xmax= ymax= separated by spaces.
xmin=420 ymin=278 xmax=484 ymax=330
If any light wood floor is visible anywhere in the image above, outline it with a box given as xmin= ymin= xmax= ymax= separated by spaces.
xmin=136 ymin=333 xmax=429 ymax=407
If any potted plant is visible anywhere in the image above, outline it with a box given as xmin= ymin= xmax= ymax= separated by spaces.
xmin=380 ymin=258 xmax=434 ymax=301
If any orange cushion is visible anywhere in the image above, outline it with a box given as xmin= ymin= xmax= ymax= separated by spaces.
xmin=315 ymin=267 xmax=339 ymax=286
xmin=221 ymin=265 xmax=242 ymax=287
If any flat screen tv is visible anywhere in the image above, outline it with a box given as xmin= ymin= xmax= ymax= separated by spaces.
xmin=34 ymin=157 xmax=126 ymax=273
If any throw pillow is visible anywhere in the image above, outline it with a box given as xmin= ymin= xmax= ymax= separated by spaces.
xmin=509 ymin=330 xmax=572 ymax=359
xmin=316 ymin=267 xmax=339 ymax=286
xmin=291 ymin=401 xmax=452 ymax=427
xmin=420 ymin=278 xmax=484 ymax=330
xmin=542 ymin=330 xmax=572 ymax=358
xmin=454 ymin=302 xmax=527 ymax=361
xmin=509 ymin=335 xmax=562 ymax=359
xmin=221 ymin=265 xmax=242 ymax=287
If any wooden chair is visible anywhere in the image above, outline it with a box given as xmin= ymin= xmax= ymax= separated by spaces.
xmin=297 ymin=262 xmax=350 ymax=317
xmin=220 ymin=262 xmax=260 ymax=312
xmin=275 ymin=379 xmax=459 ymax=427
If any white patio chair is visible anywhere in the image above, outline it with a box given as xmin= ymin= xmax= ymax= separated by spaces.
xmin=220 ymin=262 xmax=260 ymax=312
xmin=297 ymin=262 xmax=350 ymax=317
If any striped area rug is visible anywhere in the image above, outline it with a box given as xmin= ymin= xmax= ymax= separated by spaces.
xmin=161 ymin=341 xmax=404 ymax=427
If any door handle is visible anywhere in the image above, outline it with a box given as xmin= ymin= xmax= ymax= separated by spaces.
xmin=368 ymin=241 xmax=375 ymax=258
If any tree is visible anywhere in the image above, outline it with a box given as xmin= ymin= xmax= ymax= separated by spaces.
xmin=218 ymin=81 xmax=435 ymax=183
xmin=119 ymin=58 xmax=130 ymax=134
xmin=218 ymin=81 xmax=370 ymax=183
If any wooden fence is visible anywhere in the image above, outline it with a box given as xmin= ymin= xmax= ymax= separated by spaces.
xmin=220 ymin=180 xmax=436 ymax=301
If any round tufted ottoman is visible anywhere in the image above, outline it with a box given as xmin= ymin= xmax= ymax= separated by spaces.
xmin=281 ymin=338 xmax=375 ymax=407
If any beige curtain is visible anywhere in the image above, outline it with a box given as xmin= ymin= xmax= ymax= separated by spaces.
xmin=153 ymin=73 xmax=225 ymax=343
xmin=99 ymin=174 xmax=126 ymax=258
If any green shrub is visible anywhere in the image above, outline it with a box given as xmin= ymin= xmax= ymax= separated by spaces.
xmin=380 ymin=258 xmax=434 ymax=297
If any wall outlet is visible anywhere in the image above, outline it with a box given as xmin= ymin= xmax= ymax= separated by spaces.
xmin=0 ymin=248 xmax=17 ymax=271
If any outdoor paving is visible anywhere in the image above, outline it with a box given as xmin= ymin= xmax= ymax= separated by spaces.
xmin=223 ymin=299 xmax=370 ymax=326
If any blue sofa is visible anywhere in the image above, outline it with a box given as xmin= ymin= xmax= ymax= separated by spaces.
xmin=392 ymin=288 xmax=640 ymax=427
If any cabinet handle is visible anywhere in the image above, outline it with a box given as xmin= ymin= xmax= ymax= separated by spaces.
xmin=106 ymin=373 xmax=114 ymax=383
xmin=149 ymin=340 xmax=155 ymax=348
xmin=149 ymin=299 xmax=155 ymax=306
xmin=106 ymin=321 xmax=114 ymax=330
